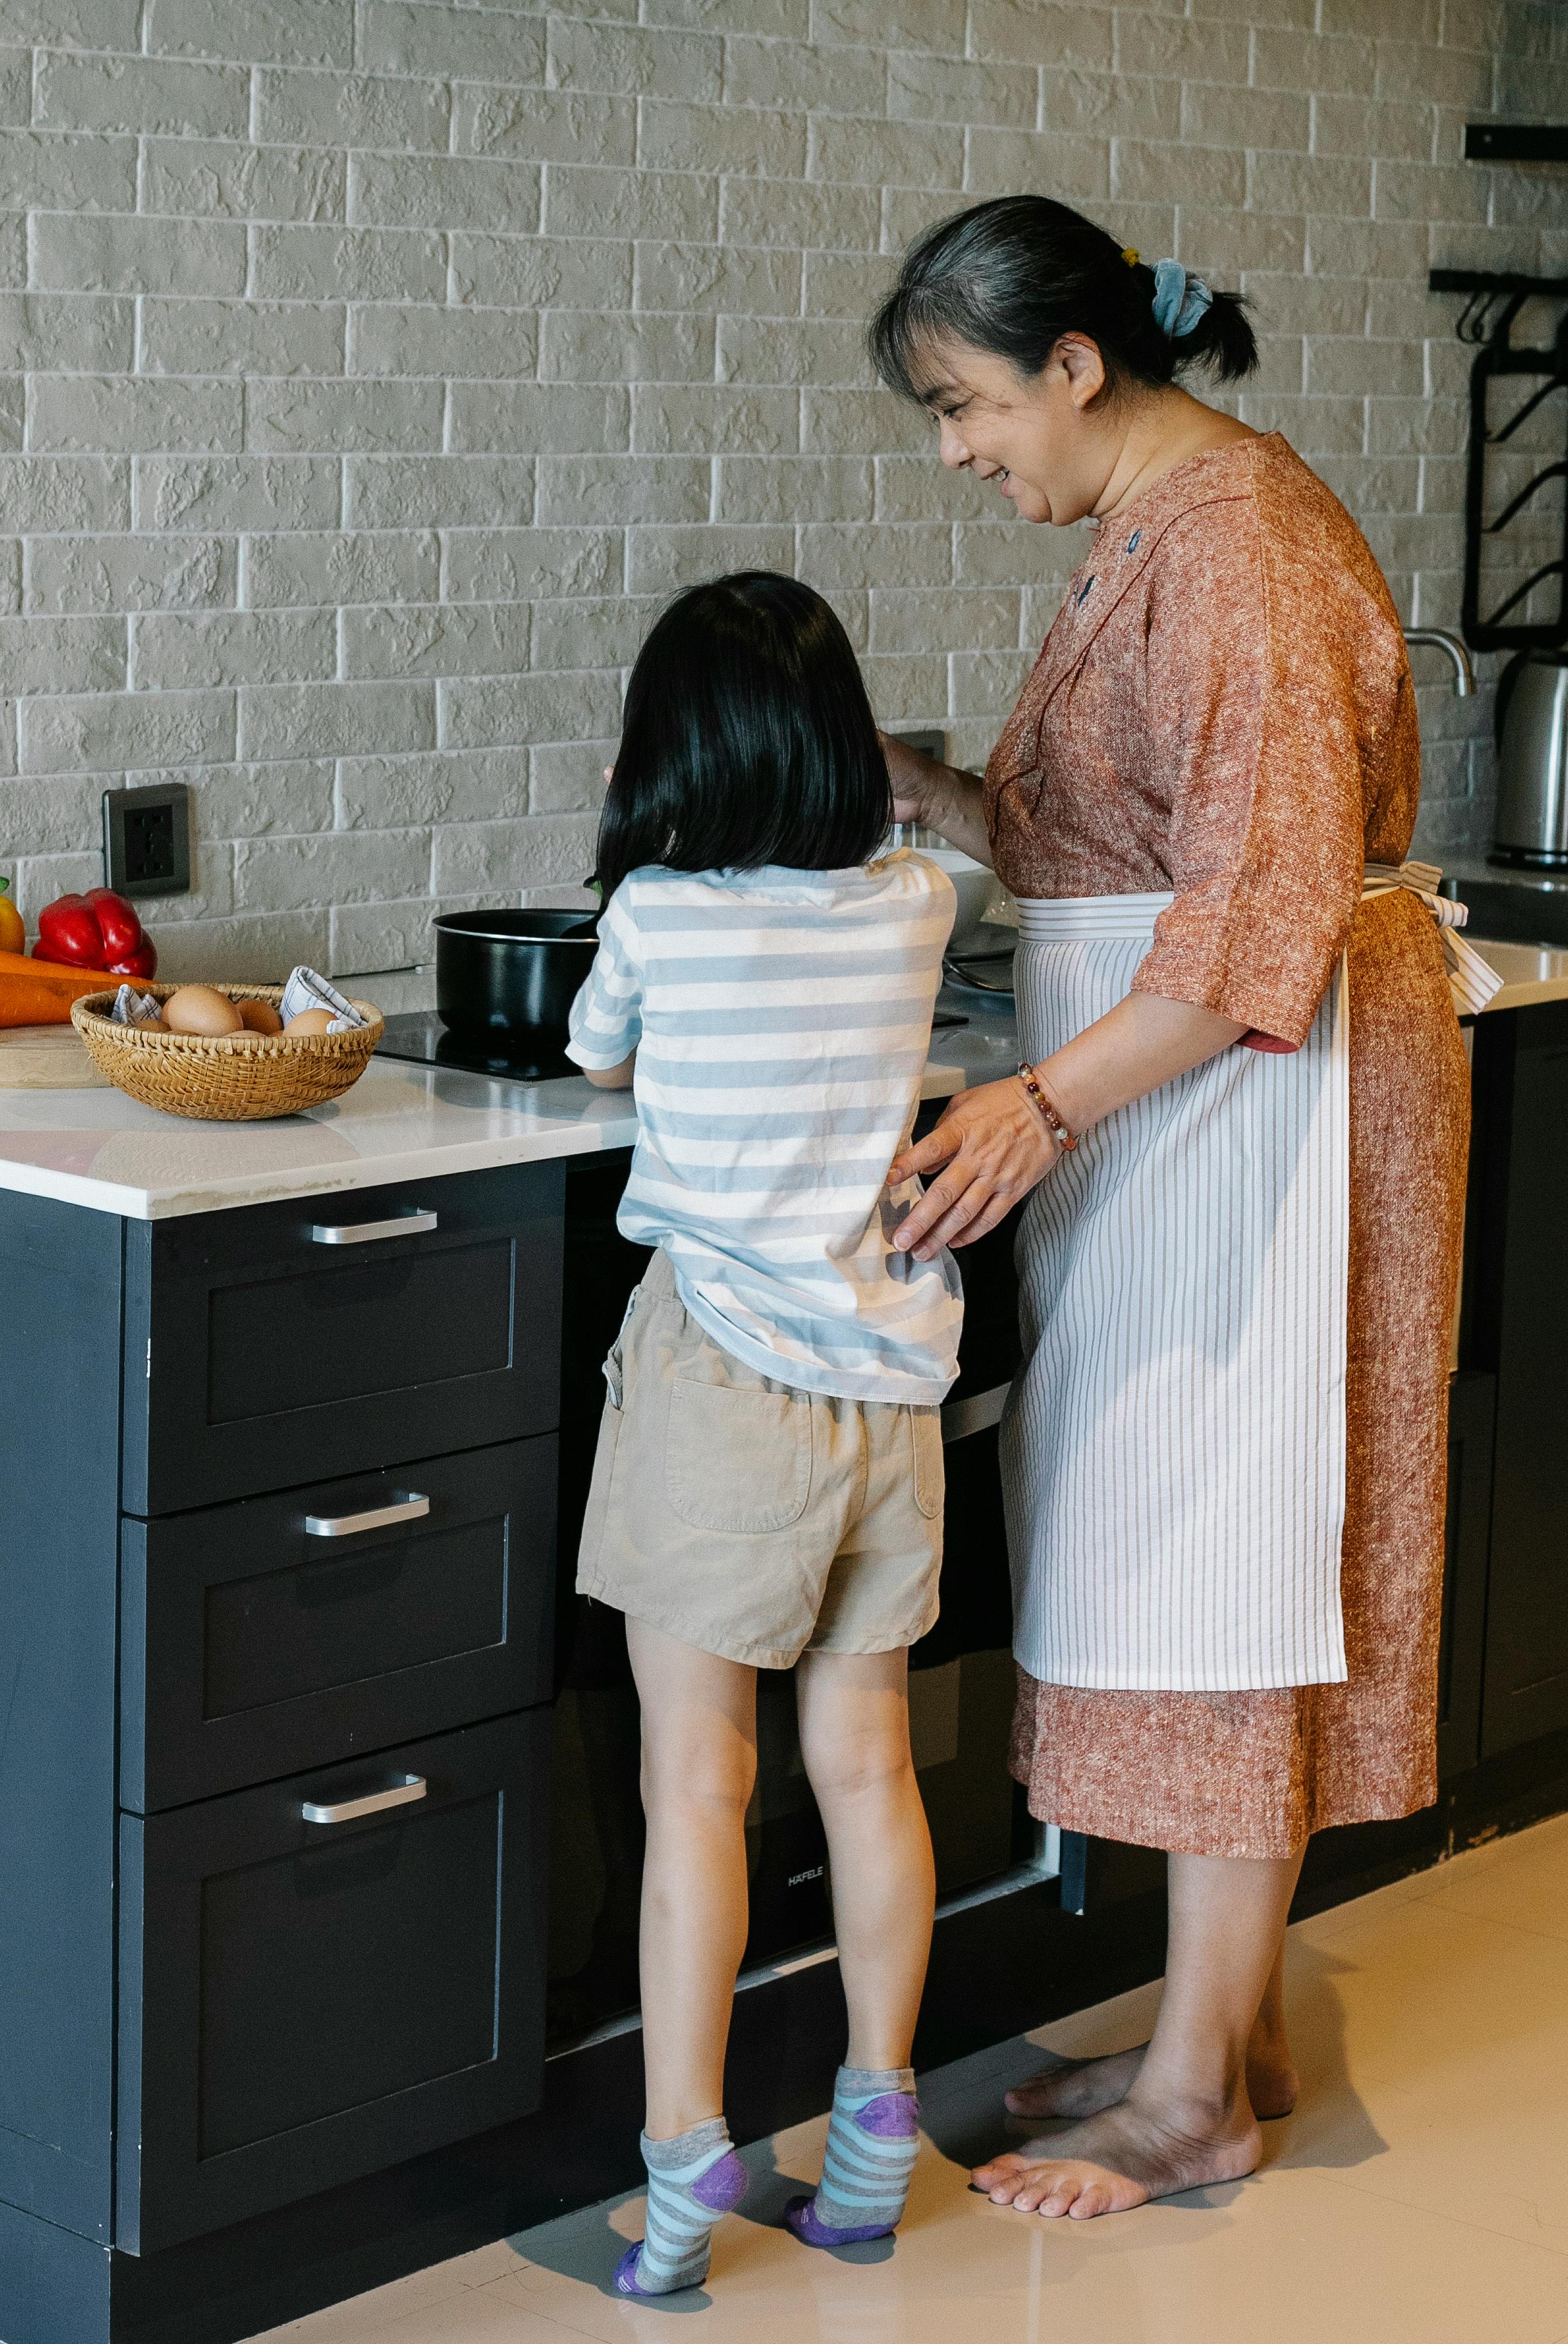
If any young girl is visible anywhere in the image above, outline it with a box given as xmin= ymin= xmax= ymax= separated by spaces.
xmin=565 ymin=572 xmax=963 ymax=2299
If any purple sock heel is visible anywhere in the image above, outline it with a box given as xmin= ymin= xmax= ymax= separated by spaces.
xmin=855 ymin=2090 xmax=921 ymax=2139
xmin=690 ymin=2148 xmax=749 ymax=2213
xmin=785 ymin=2193 xmax=895 ymax=2249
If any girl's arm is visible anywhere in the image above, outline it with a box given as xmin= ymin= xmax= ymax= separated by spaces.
xmin=583 ymin=1048 xmax=636 ymax=1090
xmin=880 ymin=733 xmax=994 ymax=868
xmin=889 ymin=993 xmax=1246 ymax=1259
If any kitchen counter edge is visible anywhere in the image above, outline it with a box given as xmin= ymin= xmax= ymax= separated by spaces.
xmin=0 ymin=1009 xmax=1026 ymax=1223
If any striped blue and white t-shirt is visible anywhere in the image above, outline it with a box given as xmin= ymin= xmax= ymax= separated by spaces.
xmin=565 ymin=852 xmax=963 ymax=1406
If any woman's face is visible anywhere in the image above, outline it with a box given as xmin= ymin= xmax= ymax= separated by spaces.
xmin=913 ymin=334 xmax=1118 ymax=527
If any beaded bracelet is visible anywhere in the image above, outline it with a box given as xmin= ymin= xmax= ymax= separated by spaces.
xmin=1017 ymin=1061 xmax=1077 ymax=1151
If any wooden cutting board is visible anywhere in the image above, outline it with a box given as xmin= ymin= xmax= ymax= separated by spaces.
xmin=0 ymin=1021 xmax=109 ymax=1086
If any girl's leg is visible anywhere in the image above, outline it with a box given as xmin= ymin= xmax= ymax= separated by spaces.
xmin=787 ymin=1647 xmax=935 ymax=2244
xmin=627 ymin=1615 xmax=758 ymax=2136
xmin=973 ymin=1847 xmax=1304 ymax=2219
xmin=618 ymin=1617 xmax=758 ymax=2294
xmin=1005 ymin=1898 xmax=1299 ymax=2125
xmin=794 ymin=1646 xmax=934 ymax=2067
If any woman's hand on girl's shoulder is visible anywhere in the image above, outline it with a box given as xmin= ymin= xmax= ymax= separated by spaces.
xmin=888 ymin=1077 xmax=1060 ymax=1260
xmin=879 ymin=729 xmax=940 ymax=825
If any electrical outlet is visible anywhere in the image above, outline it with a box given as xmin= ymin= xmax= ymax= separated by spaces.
xmin=102 ymin=782 xmax=191 ymax=899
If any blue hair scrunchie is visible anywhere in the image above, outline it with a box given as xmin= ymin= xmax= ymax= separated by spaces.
xmin=1151 ymin=257 xmax=1213 ymax=342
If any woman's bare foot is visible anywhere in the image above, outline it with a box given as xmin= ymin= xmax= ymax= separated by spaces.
xmin=1005 ymin=2047 xmax=1145 ymax=2123
xmin=1006 ymin=2037 xmax=1299 ymax=2125
xmin=972 ymin=2098 xmax=1261 ymax=2219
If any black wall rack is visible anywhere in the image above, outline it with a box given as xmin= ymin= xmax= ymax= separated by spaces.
xmin=1430 ymin=267 xmax=1568 ymax=651
xmin=1464 ymin=124 xmax=1568 ymax=165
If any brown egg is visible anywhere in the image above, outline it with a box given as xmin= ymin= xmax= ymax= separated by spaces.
xmin=283 ymin=1006 xmax=335 ymax=1036
xmin=237 ymin=999 xmax=283 ymax=1034
xmin=164 ymin=984 xmax=243 ymax=1037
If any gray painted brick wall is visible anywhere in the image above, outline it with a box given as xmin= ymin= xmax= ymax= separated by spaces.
xmin=0 ymin=0 xmax=1563 ymax=984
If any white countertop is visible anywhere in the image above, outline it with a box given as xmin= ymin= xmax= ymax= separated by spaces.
xmin=3 ymin=935 xmax=1560 ymax=1223
xmin=0 ymin=1005 xmax=1023 ymax=1222
xmin=1463 ymin=938 xmax=1568 ymax=1011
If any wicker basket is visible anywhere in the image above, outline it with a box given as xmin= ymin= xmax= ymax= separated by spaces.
xmin=71 ymin=984 xmax=384 ymax=1122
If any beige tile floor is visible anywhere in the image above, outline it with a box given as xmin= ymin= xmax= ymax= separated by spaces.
xmin=254 ymin=1811 xmax=1568 ymax=2344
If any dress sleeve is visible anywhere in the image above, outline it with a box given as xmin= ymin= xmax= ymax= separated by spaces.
xmin=565 ymin=886 xmax=644 ymax=1069
xmin=1130 ymin=499 xmax=1365 ymax=1048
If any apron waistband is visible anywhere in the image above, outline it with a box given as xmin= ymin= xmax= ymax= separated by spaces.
xmin=1012 ymin=891 xmax=1171 ymax=941
xmin=1012 ymin=863 xmax=1504 ymax=1018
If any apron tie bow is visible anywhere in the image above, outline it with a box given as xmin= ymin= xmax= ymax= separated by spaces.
xmin=1362 ymin=861 xmax=1505 ymax=1018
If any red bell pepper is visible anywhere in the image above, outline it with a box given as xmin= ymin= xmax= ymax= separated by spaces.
xmin=33 ymin=887 xmax=157 ymax=979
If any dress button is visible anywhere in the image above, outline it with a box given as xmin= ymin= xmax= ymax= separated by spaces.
xmin=1126 ymin=529 xmax=1141 ymax=553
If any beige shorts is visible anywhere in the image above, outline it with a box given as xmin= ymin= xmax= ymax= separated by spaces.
xmin=576 ymin=1249 xmax=945 ymax=1669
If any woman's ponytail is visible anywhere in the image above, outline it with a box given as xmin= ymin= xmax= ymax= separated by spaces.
xmin=1171 ymin=285 xmax=1257 ymax=384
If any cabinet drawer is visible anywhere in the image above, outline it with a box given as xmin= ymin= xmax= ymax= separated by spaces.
xmin=121 ymin=1438 xmax=556 ymax=1812
xmin=116 ymin=1712 xmax=549 ymax=2255
xmin=122 ymin=1162 xmax=564 ymax=1515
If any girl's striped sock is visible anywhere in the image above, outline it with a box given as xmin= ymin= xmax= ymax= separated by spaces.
xmin=614 ymin=2120 xmax=749 ymax=2298
xmin=786 ymin=2065 xmax=921 ymax=2248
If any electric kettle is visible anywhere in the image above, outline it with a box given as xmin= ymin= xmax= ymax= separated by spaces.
xmin=1493 ymin=650 xmax=1568 ymax=868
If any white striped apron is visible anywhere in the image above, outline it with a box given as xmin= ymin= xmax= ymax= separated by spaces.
xmin=1002 ymin=863 xmax=1501 ymax=1694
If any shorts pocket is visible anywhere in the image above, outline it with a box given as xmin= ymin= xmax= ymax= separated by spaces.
xmin=666 ymin=1378 xmax=811 ymax=1534
xmin=911 ymin=1407 xmax=944 ymax=1520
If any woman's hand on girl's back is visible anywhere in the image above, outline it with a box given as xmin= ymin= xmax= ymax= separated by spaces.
xmin=888 ymin=1078 xmax=1059 ymax=1259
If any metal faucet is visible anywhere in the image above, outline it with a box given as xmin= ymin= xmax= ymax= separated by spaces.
xmin=1403 ymin=627 xmax=1476 ymax=697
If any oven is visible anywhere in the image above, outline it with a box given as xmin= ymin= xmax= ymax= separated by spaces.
xmin=546 ymin=1140 xmax=1032 ymax=2052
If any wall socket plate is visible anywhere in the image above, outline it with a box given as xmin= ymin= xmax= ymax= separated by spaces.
xmin=102 ymin=782 xmax=191 ymax=899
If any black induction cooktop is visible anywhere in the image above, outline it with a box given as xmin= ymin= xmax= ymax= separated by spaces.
xmin=377 ymin=1002 xmax=971 ymax=1086
xmin=375 ymin=1012 xmax=580 ymax=1084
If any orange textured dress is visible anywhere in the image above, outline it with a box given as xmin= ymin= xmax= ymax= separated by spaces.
xmin=994 ymin=433 xmax=1471 ymax=1858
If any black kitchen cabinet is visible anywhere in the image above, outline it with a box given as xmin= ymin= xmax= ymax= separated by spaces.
xmin=121 ymin=1166 xmax=563 ymax=1515
xmin=1437 ymin=1371 xmax=1494 ymax=1777
xmin=117 ymin=1712 xmax=549 ymax=2254
xmin=1466 ymin=1004 xmax=1568 ymax=1755
xmin=0 ymin=1160 xmax=563 ymax=2343
xmin=121 ymin=1436 xmax=557 ymax=1811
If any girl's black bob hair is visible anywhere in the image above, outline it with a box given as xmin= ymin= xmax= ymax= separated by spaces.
xmin=592 ymin=571 xmax=892 ymax=901
xmin=870 ymin=194 xmax=1257 ymax=402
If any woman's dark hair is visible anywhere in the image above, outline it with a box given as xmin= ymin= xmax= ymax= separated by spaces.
xmin=870 ymin=194 xmax=1257 ymax=402
xmin=592 ymin=571 xmax=892 ymax=899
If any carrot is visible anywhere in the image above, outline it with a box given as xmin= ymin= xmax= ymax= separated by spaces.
xmin=0 ymin=949 xmax=116 ymax=1027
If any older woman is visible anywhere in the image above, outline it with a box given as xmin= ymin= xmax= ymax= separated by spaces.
xmin=872 ymin=197 xmax=1484 ymax=2220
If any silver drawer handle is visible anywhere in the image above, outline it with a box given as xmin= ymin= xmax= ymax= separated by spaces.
xmin=304 ymin=1494 xmax=429 ymax=1539
xmin=302 ymin=1774 xmax=427 ymax=1827
xmin=309 ymin=1209 xmax=438 ymax=1245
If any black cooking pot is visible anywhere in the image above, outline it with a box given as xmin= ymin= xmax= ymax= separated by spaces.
xmin=434 ymin=909 xmax=599 ymax=1043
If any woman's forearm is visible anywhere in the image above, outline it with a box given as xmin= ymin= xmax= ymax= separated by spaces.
xmin=922 ymin=763 xmax=993 ymax=866
xmin=1034 ymin=993 xmax=1247 ymax=1133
